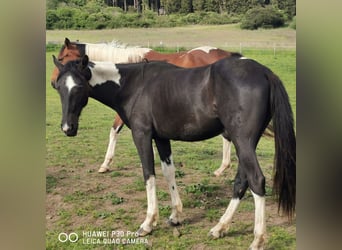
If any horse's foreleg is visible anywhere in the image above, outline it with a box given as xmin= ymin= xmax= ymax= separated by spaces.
xmin=98 ymin=127 xmax=119 ymax=172
xmin=137 ymin=175 xmax=159 ymax=236
xmin=98 ymin=116 xmax=124 ymax=173
xmin=131 ymin=129 xmax=158 ymax=236
xmin=214 ymin=136 xmax=232 ymax=176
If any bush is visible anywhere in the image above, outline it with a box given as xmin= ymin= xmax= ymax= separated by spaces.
xmin=46 ymin=8 xmax=241 ymax=29
xmin=46 ymin=10 xmax=59 ymax=30
xmin=203 ymin=12 xmax=233 ymax=25
xmin=85 ymin=12 xmax=112 ymax=29
xmin=181 ymin=13 xmax=202 ymax=24
xmin=240 ymin=6 xmax=285 ymax=30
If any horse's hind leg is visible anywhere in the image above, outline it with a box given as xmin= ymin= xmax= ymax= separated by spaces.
xmin=250 ymin=190 xmax=266 ymax=250
xmin=98 ymin=115 xmax=124 ymax=173
xmin=236 ymin=143 xmax=266 ymax=250
xmin=209 ymin=166 xmax=248 ymax=238
xmin=154 ymin=137 xmax=183 ymax=226
xmin=210 ymin=138 xmax=266 ymax=249
xmin=214 ymin=136 xmax=232 ymax=176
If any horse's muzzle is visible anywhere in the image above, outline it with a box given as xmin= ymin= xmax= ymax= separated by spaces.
xmin=61 ymin=123 xmax=78 ymax=137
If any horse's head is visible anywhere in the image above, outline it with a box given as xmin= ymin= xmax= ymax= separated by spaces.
xmin=52 ymin=54 xmax=91 ymax=136
xmin=51 ymin=38 xmax=83 ymax=88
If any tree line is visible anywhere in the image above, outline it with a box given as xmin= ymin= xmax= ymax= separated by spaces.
xmin=47 ymin=0 xmax=296 ymax=30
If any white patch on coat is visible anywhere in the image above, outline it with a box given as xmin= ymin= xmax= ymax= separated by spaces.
xmin=88 ymin=61 xmax=121 ymax=87
xmin=188 ymin=46 xmax=217 ymax=54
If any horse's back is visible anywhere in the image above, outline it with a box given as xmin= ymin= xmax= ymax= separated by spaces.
xmin=135 ymin=62 xmax=222 ymax=141
xmin=124 ymin=58 xmax=271 ymax=141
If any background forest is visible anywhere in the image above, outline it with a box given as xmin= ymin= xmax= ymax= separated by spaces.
xmin=47 ymin=0 xmax=296 ymax=30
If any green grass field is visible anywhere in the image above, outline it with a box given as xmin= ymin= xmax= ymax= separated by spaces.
xmin=46 ymin=28 xmax=296 ymax=249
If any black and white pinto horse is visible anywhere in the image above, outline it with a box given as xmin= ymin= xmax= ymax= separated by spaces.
xmin=52 ymin=54 xmax=296 ymax=249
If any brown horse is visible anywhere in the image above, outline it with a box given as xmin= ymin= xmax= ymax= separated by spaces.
xmin=51 ymin=38 xmax=239 ymax=174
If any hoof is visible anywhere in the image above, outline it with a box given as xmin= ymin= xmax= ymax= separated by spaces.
xmin=213 ymin=170 xmax=222 ymax=177
xmin=136 ymin=227 xmax=151 ymax=237
xmin=98 ymin=167 xmax=110 ymax=173
xmin=167 ymin=219 xmax=181 ymax=227
xmin=208 ymin=230 xmax=224 ymax=239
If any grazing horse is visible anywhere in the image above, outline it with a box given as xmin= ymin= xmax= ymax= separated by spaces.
xmin=52 ymin=54 xmax=296 ymax=249
xmin=51 ymin=38 xmax=239 ymax=175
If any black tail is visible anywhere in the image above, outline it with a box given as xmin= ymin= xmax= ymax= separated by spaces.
xmin=269 ymin=72 xmax=296 ymax=218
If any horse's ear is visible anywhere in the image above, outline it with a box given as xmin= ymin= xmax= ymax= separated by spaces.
xmin=80 ymin=55 xmax=89 ymax=70
xmin=52 ymin=55 xmax=63 ymax=71
xmin=65 ymin=37 xmax=71 ymax=47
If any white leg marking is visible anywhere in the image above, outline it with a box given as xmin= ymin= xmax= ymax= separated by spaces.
xmin=161 ymin=155 xmax=183 ymax=225
xmin=98 ymin=127 xmax=119 ymax=173
xmin=140 ymin=176 xmax=159 ymax=234
xmin=209 ymin=198 xmax=240 ymax=238
xmin=249 ymin=191 xmax=266 ymax=250
xmin=214 ymin=136 xmax=232 ymax=176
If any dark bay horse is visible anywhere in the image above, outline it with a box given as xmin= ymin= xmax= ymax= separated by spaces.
xmin=51 ymin=38 xmax=238 ymax=175
xmin=52 ymin=54 xmax=296 ymax=249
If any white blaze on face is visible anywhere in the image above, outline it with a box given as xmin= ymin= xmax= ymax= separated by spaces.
xmin=65 ymin=75 xmax=77 ymax=93
xmin=89 ymin=61 xmax=121 ymax=87
xmin=240 ymin=57 xmax=248 ymax=60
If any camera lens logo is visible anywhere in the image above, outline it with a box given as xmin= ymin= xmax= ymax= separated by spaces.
xmin=58 ymin=232 xmax=79 ymax=243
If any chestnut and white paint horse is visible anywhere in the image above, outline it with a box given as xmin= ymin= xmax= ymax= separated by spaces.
xmin=51 ymin=38 xmax=241 ymax=175
xmin=52 ymin=54 xmax=295 ymax=249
